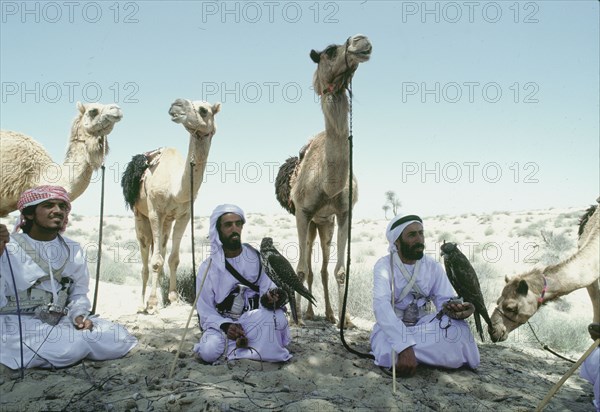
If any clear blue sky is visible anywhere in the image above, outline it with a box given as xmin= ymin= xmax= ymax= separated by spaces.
xmin=1 ymin=1 xmax=598 ymax=219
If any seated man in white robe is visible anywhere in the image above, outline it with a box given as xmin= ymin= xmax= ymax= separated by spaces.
xmin=193 ymin=204 xmax=291 ymax=364
xmin=0 ymin=186 xmax=137 ymax=370
xmin=370 ymin=213 xmax=480 ymax=377
xmin=580 ymin=323 xmax=600 ymax=411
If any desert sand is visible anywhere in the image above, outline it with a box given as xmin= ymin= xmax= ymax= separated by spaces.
xmin=0 ymin=206 xmax=597 ymax=411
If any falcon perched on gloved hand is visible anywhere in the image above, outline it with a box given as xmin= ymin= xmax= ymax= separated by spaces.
xmin=260 ymin=237 xmax=317 ymax=323
xmin=440 ymin=241 xmax=493 ymax=341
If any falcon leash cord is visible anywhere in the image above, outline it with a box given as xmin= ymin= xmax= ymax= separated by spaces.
xmin=91 ymin=136 xmax=106 ymax=315
xmin=339 ymin=80 xmax=374 ymax=360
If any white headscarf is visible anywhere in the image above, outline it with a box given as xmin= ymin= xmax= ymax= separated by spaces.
xmin=386 ymin=213 xmax=423 ymax=253
xmin=208 ymin=204 xmax=246 ymax=272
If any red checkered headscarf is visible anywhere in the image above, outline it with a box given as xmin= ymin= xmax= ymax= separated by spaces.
xmin=15 ymin=185 xmax=71 ymax=232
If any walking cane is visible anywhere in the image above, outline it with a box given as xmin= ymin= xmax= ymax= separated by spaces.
xmin=168 ymin=258 xmax=212 ymax=379
xmin=535 ymin=338 xmax=600 ymax=411
xmin=390 ymin=254 xmax=397 ymax=393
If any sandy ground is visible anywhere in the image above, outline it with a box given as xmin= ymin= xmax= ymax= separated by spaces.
xmin=0 ymin=206 xmax=597 ymax=411
xmin=0 ymin=281 xmax=596 ymax=412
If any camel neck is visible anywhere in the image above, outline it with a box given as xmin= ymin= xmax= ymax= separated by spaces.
xmin=175 ymin=133 xmax=212 ymax=201
xmin=58 ymin=131 xmax=106 ymax=199
xmin=320 ymin=92 xmax=350 ymax=194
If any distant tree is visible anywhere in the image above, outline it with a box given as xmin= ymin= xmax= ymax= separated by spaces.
xmin=384 ymin=191 xmax=401 ymax=216
xmin=382 ymin=204 xmax=390 ymax=219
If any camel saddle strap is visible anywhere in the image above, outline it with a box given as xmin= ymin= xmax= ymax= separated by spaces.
xmin=11 ymin=233 xmax=67 ymax=284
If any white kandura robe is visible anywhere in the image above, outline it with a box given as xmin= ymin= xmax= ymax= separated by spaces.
xmin=370 ymin=253 xmax=480 ymax=369
xmin=194 ymin=244 xmax=291 ymax=363
xmin=0 ymin=235 xmax=137 ymax=369
xmin=580 ymin=346 xmax=600 ymax=411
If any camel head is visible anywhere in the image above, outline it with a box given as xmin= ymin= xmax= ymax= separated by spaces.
xmin=489 ymin=269 xmax=544 ymax=342
xmin=75 ymin=101 xmax=123 ymax=137
xmin=310 ymin=34 xmax=372 ymax=96
xmin=69 ymin=102 xmax=122 ymax=168
xmin=169 ymin=99 xmax=221 ymax=139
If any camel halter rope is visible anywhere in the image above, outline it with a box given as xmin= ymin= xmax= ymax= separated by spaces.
xmin=91 ymin=135 xmax=107 ymax=315
xmin=190 ymin=154 xmax=197 ymax=279
xmin=493 ymin=275 xmax=575 ymax=364
xmin=337 ymin=46 xmax=375 ymax=360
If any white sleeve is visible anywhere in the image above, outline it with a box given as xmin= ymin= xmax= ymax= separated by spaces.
xmin=65 ymin=242 xmax=91 ymax=323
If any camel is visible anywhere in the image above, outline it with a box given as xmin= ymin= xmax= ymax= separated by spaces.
xmin=121 ymin=99 xmax=220 ymax=313
xmin=489 ymin=199 xmax=600 ymax=342
xmin=275 ymin=34 xmax=372 ymax=327
xmin=0 ymin=102 xmax=122 ymax=217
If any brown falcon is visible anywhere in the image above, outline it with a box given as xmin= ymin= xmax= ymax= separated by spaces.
xmin=260 ymin=237 xmax=317 ymax=323
xmin=441 ymin=241 xmax=493 ymax=341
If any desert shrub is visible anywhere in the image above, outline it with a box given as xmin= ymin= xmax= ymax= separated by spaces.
xmin=518 ymin=308 xmax=589 ymax=354
xmin=484 ymin=226 xmax=494 ymax=236
xmin=437 ymin=231 xmax=453 ymax=243
xmin=160 ymin=267 xmax=196 ymax=305
xmin=514 ymin=218 xmax=522 ymax=224
xmin=70 ymin=213 xmax=83 ymax=222
xmin=516 ymin=223 xmax=542 ymax=237
xmin=477 ymin=215 xmax=492 ymax=224
xmin=539 ymin=230 xmax=576 ymax=265
xmin=88 ymin=254 xmax=136 ymax=285
xmin=346 ymin=263 xmax=374 ymax=321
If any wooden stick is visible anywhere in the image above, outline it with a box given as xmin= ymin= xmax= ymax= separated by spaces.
xmin=535 ymin=338 xmax=600 ymax=411
xmin=390 ymin=254 xmax=397 ymax=394
xmin=168 ymin=259 xmax=212 ymax=379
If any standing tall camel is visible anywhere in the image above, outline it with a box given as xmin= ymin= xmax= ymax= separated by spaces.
xmin=489 ymin=199 xmax=600 ymax=342
xmin=0 ymin=102 xmax=122 ymax=216
xmin=275 ymin=35 xmax=372 ymax=327
xmin=121 ymin=99 xmax=220 ymax=313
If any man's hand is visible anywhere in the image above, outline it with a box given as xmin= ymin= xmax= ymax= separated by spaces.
xmin=396 ymin=346 xmax=418 ymax=377
xmin=0 ymin=224 xmax=9 ymax=257
xmin=260 ymin=288 xmax=288 ymax=310
xmin=265 ymin=289 xmax=282 ymax=305
xmin=74 ymin=315 xmax=93 ymax=330
xmin=225 ymin=323 xmax=245 ymax=340
xmin=445 ymin=301 xmax=475 ymax=320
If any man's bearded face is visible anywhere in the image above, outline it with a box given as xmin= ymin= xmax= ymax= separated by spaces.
xmin=399 ymin=237 xmax=425 ymax=261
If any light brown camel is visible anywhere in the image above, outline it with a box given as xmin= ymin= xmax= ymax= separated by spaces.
xmin=121 ymin=99 xmax=220 ymax=313
xmin=489 ymin=199 xmax=600 ymax=342
xmin=275 ymin=35 xmax=372 ymax=327
xmin=0 ymin=102 xmax=122 ymax=217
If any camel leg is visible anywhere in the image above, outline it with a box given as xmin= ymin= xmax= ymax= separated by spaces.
xmin=318 ymin=218 xmax=336 ymax=324
xmin=294 ymin=210 xmax=314 ymax=325
xmin=304 ymin=221 xmax=318 ymax=321
xmin=134 ymin=210 xmax=152 ymax=312
xmin=168 ymin=215 xmax=190 ymax=303
xmin=335 ymin=211 xmax=354 ymax=329
xmin=147 ymin=208 xmax=166 ymax=314
xmin=587 ymin=280 xmax=600 ymax=324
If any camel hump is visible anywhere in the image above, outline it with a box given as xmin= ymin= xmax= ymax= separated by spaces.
xmin=121 ymin=153 xmax=151 ymax=210
xmin=275 ymin=156 xmax=299 ymax=215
